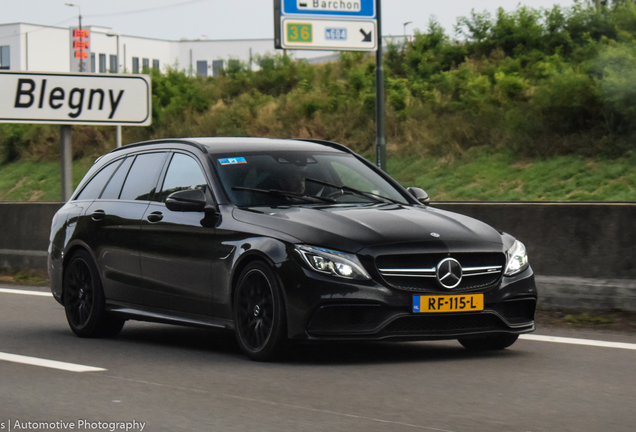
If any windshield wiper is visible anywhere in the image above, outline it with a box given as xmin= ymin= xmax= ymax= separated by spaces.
xmin=232 ymin=186 xmax=336 ymax=204
xmin=304 ymin=178 xmax=403 ymax=205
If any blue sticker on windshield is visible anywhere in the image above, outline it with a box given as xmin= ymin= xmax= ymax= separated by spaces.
xmin=218 ymin=157 xmax=247 ymax=165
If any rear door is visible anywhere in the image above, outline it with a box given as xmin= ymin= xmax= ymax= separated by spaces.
xmin=84 ymin=151 xmax=168 ymax=304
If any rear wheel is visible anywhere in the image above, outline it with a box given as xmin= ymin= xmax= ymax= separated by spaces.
xmin=63 ymin=250 xmax=125 ymax=338
xmin=233 ymin=261 xmax=287 ymax=361
xmin=458 ymin=334 xmax=519 ymax=350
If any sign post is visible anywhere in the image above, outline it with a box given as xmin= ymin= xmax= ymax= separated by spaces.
xmin=374 ymin=0 xmax=385 ymax=171
xmin=60 ymin=125 xmax=72 ymax=201
xmin=0 ymin=71 xmax=152 ymax=200
xmin=274 ymin=0 xmax=385 ymax=170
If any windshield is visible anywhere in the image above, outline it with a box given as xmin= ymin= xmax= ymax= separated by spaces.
xmin=211 ymin=151 xmax=410 ymax=207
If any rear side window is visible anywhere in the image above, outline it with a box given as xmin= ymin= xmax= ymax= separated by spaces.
xmin=155 ymin=153 xmax=208 ymax=202
xmin=119 ymin=152 xmax=167 ymax=201
xmin=75 ymin=159 xmax=122 ymax=201
xmin=100 ymin=156 xmax=134 ymax=200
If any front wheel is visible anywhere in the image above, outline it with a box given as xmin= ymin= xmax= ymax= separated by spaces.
xmin=63 ymin=250 xmax=125 ymax=338
xmin=233 ymin=261 xmax=287 ymax=361
xmin=458 ymin=334 xmax=519 ymax=350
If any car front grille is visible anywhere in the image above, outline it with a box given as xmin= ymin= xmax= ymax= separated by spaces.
xmin=376 ymin=252 xmax=506 ymax=292
xmin=382 ymin=313 xmax=507 ymax=335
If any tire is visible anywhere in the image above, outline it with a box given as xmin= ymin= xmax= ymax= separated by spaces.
xmin=458 ymin=333 xmax=519 ymax=351
xmin=233 ymin=261 xmax=287 ymax=361
xmin=63 ymin=250 xmax=125 ymax=338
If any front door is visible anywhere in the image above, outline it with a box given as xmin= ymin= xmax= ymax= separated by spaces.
xmin=139 ymin=152 xmax=220 ymax=315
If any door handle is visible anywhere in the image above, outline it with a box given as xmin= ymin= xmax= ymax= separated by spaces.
xmin=147 ymin=211 xmax=163 ymax=223
xmin=91 ymin=209 xmax=106 ymax=221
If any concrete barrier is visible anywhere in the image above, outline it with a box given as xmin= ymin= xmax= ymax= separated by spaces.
xmin=0 ymin=202 xmax=62 ymax=270
xmin=432 ymin=202 xmax=636 ymax=312
xmin=433 ymin=202 xmax=636 ymax=279
xmin=0 ymin=201 xmax=634 ymax=311
xmin=536 ymin=276 xmax=636 ymax=312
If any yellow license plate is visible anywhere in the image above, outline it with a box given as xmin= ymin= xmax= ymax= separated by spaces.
xmin=413 ymin=294 xmax=484 ymax=313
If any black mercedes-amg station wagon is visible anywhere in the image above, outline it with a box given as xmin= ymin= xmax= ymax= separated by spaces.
xmin=48 ymin=138 xmax=537 ymax=360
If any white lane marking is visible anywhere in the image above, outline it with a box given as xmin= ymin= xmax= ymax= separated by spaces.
xmin=0 ymin=288 xmax=52 ymax=297
xmin=0 ymin=352 xmax=106 ymax=372
xmin=520 ymin=334 xmax=636 ymax=351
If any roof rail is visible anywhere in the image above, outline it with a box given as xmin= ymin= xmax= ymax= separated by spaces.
xmin=107 ymin=139 xmax=209 ymax=155
xmin=295 ymin=138 xmax=355 ymax=155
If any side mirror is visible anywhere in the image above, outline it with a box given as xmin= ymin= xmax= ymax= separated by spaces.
xmin=165 ymin=189 xmax=207 ymax=212
xmin=406 ymin=187 xmax=430 ymax=205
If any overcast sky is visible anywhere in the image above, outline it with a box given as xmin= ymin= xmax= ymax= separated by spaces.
xmin=5 ymin=0 xmax=579 ymax=41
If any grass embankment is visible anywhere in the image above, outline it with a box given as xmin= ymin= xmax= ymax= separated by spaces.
xmin=1 ymin=148 xmax=635 ymax=202
xmin=0 ymin=159 xmax=93 ymax=202
xmin=388 ymin=148 xmax=636 ymax=201
xmin=0 ymin=268 xmax=49 ymax=286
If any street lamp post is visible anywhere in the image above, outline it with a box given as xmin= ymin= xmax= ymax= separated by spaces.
xmin=403 ymin=21 xmax=412 ymax=45
xmin=65 ymin=3 xmax=83 ymax=72
xmin=106 ymin=33 xmax=122 ymax=148
xmin=106 ymin=33 xmax=120 ymax=73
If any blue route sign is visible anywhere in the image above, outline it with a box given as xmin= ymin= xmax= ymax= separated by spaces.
xmin=282 ymin=0 xmax=376 ymax=19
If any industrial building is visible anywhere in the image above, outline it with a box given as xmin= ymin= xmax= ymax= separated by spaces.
xmin=0 ymin=22 xmax=336 ymax=76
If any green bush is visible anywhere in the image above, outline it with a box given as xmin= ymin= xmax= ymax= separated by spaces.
xmin=597 ymin=43 xmax=636 ymax=135
xmin=3 ymin=1 xmax=636 ymax=161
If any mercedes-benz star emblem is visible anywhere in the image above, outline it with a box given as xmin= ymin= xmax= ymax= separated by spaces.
xmin=430 ymin=232 xmax=440 ymax=238
xmin=436 ymin=258 xmax=463 ymax=289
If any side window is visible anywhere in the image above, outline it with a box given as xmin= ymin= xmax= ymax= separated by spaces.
xmin=156 ymin=153 xmax=208 ymax=202
xmin=119 ymin=152 xmax=167 ymax=201
xmin=75 ymin=159 xmax=122 ymax=201
xmin=100 ymin=156 xmax=133 ymax=200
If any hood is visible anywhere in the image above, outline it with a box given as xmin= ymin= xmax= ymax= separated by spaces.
xmin=232 ymin=204 xmax=504 ymax=253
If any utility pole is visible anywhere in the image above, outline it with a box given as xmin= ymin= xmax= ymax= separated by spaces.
xmin=66 ymin=3 xmax=83 ymax=71
xmin=107 ymin=33 xmax=123 ymax=147
xmin=62 ymin=3 xmax=82 ymax=200
xmin=375 ymin=0 xmax=386 ymax=171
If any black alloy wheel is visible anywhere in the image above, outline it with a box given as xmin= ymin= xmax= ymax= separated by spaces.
xmin=234 ymin=261 xmax=287 ymax=361
xmin=63 ymin=250 xmax=125 ymax=338
xmin=458 ymin=333 xmax=519 ymax=350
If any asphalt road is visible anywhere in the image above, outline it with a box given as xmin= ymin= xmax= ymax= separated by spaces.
xmin=1 ymin=285 xmax=635 ymax=432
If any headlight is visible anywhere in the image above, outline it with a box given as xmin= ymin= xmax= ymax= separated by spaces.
xmin=295 ymin=245 xmax=371 ymax=280
xmin=504 ymin=240 xmax=529 ymax=276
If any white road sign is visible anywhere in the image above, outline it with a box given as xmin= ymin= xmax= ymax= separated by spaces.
xmin=281 ymin=18 xmax=377 ymax=50
xmin=0 ymin=72 xmax=151 ymax=126
xmin=275 ymin=0 xmax=377 ymax=51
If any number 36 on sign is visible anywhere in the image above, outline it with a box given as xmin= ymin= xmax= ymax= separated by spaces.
xmin=287 ymin=23 xmax=312 ymax=42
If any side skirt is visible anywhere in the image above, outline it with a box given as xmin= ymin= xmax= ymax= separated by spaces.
xmin=106 ymin=301 xmax=235 ymax=331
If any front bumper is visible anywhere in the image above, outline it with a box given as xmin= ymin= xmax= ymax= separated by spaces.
xmin=279 ymin=260 xmax=537 ymax=341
